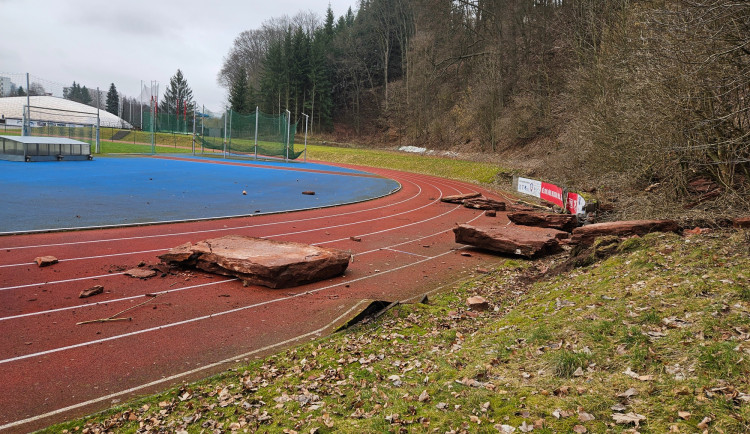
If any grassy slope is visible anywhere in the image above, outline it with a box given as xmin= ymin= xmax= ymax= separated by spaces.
xmin=43 ymin=149 xmax=750 ymax=433
xmin=305 ymin=145 xmax=503 ymax=185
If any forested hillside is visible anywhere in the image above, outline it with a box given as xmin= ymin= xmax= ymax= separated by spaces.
xmin=219 ymin=0 xmax=749 ymax=217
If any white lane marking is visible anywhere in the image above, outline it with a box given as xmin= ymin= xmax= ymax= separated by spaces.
xmin=381 ymin=248 xmax=432 ymax=259
xmin=0 ymin=248 xmax=168 ymax=269
xmin=0 ymin=299 xmax=373 ymax=432
xmin=0 ymin=248 xmax=458 ymax=366
xmin=0 ymin=273 xmax=126 ymax=292
xmin=0 ymin=279 xmax=237 ymax=322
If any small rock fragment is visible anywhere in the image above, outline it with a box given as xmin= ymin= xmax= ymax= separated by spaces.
xmin=79 ymin=285 xmax=104 ymax=298
xmin=350 ymin=236 xmax=362 ymax=242
xmin=125 ymin=268 xmax=158 ymax=279
xmin=467 ymin=295 xmax=489 ymax=311
xmin=485 ymin=210 xmax=497 ymax=217
xmin=34 ymin=256 xmax=58 ymax=267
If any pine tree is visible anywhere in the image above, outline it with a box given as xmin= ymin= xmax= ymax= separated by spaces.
xmin=65 ymin=82 xmax=83 ymax=103
xmin=16 ymin=86 xmax=25 ymax=96
xmin=229 ymin=67 xmax=251 ymax=114
xmin=105 ymin=83 xmax=119 ymax=115
xmin=80 ymin=85 xmax=93 ymax=105
xmin=160 ymin=69 xmax=194 ymax=120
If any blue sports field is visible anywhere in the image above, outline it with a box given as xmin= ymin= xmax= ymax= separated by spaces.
xmin=0 ymin=155 xmax=400 ymax=233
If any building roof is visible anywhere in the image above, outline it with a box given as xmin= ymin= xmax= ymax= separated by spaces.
xmin=0 ymin=96 xmax=132 ymax=128
xmin=0 ymin=135 xmax=89 ymax=145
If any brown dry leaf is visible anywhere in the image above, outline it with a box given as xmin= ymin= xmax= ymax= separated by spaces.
xmin=518 ymin=421 xmax=533 ymax=432
xmin=677 ymin=411 xmax=691 ymax=420
xmin=617 ymin=388 xmax=639 ymax=398
xmin=418 ymin=390 xmax=430 ymax=402
xmin=697 ymin=416 xmax=711 ymax=429
xmin=612 ymin=412 xmax=646 ymax=426
xmin=573 ymin=425 xmax=587 ymax=433
xmin=322 ymin=413 xmax=334 ymax=428
xmin=578 ymin=412 xmax=595 ymax=422
xmin=469 ymin=415 xmax=481 ymax=424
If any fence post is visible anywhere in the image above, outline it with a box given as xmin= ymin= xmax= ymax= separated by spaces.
xmin=254 ymin=107 xmax=259 ymax=160
xmin=192 ymin=104 xmax=196 ymax=155
xmin=285 ymin=109 xmax=290 ymax=162
xmin=223 ymin=108 xmax=228 ymax=158
xmin=96 ymin=87 xmax=101 ymax=154
xmin=302 ymin=113 xmax=309 ymax=162
xmin=228 ymin=109 xmax=233 ymax=156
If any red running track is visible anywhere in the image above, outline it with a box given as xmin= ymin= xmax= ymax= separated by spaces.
xmin=0 ymin=163 xmax=514 ymax=432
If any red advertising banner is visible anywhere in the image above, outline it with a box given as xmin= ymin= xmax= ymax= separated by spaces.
xmin=540 ymin=182 xmax=564 ymax=208
xmin=566 ymin=192 xmax=586 ymax=215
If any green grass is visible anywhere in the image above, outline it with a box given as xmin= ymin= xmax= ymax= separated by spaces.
xmin=305 ymin=144 xmax=504 ymax=184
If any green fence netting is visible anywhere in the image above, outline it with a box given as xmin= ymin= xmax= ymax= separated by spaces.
xmin=29 ymin=123 xmax=96 ymax=147
xmin=143 ymin=109 xmax=301 ymax=160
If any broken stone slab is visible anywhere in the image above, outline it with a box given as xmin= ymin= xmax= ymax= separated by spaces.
xmin=453 ymin=224 xmax=567 ymax=258
xmin=507 ymin=211 xmax=579 ymax=232
xmin=463 ymin=198 xmax=506 ymax=211
xmin=34 ymin=256 xmax=58 ymax=267
xmin=570 ymin=219 xmax=680 ymax=246
xmin=159 ymin=235 xmax=351 ymax=289
xmin=441 ymin=192 xmax=482 ymax=204
xmin=734 ymin=217 xmax=750 ymax=228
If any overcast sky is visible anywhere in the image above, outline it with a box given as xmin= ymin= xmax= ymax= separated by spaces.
xmin=0 ymin=0 xmax=356 ymax=113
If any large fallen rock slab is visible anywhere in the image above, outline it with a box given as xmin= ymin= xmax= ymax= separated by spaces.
xmin=453 ymin=224 xmax=567 ymax=258
xmin=159 ymin=235 xmax=351 ymax=289
xmin=441 ymin=192 xmax=482 ymax=204
xmin=571 ymin=219 xmax=680 ymax=246
xmin=463 ymin=198 xmax=506 ymax=211
xmin=507 ymin=211 xmax=578 ymax=232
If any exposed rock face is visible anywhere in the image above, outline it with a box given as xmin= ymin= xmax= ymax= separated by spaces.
xmin=159 ymin=235 xmax=351 ymax=289
xmin=463 ymin=198 xmax=506 ymax=211
xmin=571 ymin=220 xmax=680 ymax=246
xmin=507 ymin=212 xmax=578 ymax=232
xmin=441 ymin=192 xmax=482 ymax=204
xmin=453 ymin=224 xmax=567 ymax=258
